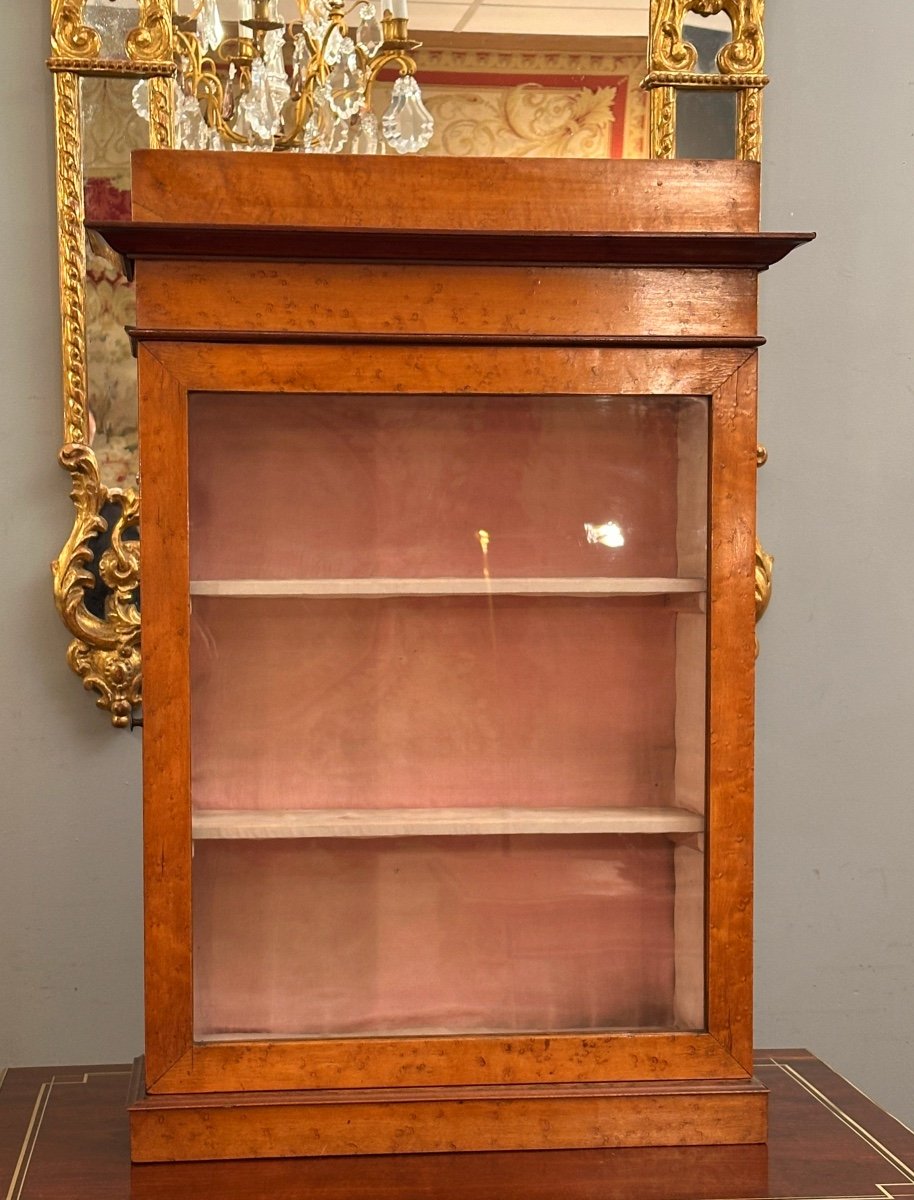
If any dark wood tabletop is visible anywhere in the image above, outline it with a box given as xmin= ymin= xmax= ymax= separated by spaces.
xmin=2 ymin=1050 xmax=913 ymax=1199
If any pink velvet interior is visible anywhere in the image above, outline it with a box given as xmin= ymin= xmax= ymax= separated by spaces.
xmin=193 ymin=835 xmax=677 ymax=1038
xmin=188 ymin=393 xmax=706 ymax=580
xmin=191 ymin=597 xmax=687 ymax=811
xmin=188 ymin=391 xmax=707 ymax=1040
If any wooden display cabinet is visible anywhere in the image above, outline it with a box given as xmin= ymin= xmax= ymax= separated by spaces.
xmin=95 ymin=152 xmax=812 ymax=1163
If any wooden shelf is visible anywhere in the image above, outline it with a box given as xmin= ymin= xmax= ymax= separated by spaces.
xmin=192 ymin=807 xmax=705 ymax=840
xmin=189 ymin=577 xmax=706 ymax=599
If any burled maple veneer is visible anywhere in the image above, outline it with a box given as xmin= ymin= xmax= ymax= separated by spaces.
xmin=98 ymin=151 xmax=814 ymax=1159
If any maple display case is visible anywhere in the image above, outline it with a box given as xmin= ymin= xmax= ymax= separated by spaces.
xmin=94 ymin=151 xmax=811 ymax=1162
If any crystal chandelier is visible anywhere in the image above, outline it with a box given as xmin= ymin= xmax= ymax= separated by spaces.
xmin=135 ymin=0 xmax=434 ymax=155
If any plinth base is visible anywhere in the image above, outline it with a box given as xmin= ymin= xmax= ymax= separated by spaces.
xmin=128 ymin=1058 xmax=767 ymax=1162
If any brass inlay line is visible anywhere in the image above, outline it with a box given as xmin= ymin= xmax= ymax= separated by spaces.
xmin=756 ymin=1058 xmax=914 ymax=1197
xmin=3 ymin=1072 xmax=131 ymax=1200
xmin=4 ymin=1083 xmax=52 ymax=1200
xmin=2 ymin=1061 xmax=911 ymax=1198
xmin=830 ymin=1070 xmax=914 ymax=1143
xmin=774 ymin=1062 xmax=914 ymax=1185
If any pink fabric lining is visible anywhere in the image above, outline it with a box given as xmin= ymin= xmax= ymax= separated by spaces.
xmin=193 ymin=835 xmax=679 ymax=1038
xmin=188 ymin=391 xmax=707 ymax=1039
xmin=188 ymin=393 xmax=705 ymax=581
xmin=191 ymin=597 xmax=687 ymax=812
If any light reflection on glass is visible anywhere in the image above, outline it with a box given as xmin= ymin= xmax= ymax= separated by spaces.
xmin=584 ymin=521 xmax=625 ymax=549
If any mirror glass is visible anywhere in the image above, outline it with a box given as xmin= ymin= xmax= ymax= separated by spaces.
xmin=83 ymin=2 xmax=138 ymax=59
xmin=676 ymin=21 xmax=738 ymax=160
xmin=81 ymin=75 xmax=147 ymax=489
xmin=94 ymin=2 xmax=736 ymax=167
xmin=77 ymin=3 xmax=735 ymax=491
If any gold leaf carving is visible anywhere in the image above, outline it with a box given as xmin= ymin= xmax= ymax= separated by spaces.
xmin=53 ymin=71 xmax=89 ymax=445
xmin=755 ymin=541 xmax=773 ymax=624
xmin=646 ymin=0 xmax=766 ymax=161
xmin=738 ymin=87 xmax=763 ymax=162
xmin=53 ymin=445 xmax=142 ymax=728
xmin=754 ymin=540 xmax=773 ymax=657
xmin=127 ymin=0 xmax=173 ymax=64
xmin=148 ymin=76 xmax=175 ymax=149
xmin=650 ymin=87 xmax=676 ymax=160
xmin=51 ymin=0 xmax=101 ymax=60
xmin=649 ymin=0 xmax=765 ymax=77
xmin=52 ymin=62 xmax=143 ymax=726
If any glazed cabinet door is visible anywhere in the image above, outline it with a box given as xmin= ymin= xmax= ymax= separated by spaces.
xmin=138 ymin=343 xmax=757 ymax=1094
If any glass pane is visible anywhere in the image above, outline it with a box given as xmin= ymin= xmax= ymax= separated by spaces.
xmin=682 ymin=20 xmax=731 ymax=75
xmin=377 ymin=36 xmax=649 ymax=161
xmin=194 ymin=835 xmax=685 ymax=1038
xmin=189 ymin=392 xmax=708 ymax=1040
xmin=187 ymin=394 xmax=706 ymax=580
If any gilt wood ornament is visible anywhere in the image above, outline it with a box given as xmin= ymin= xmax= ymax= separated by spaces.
xmin=49 ymin=0 xmax=172 ymax=724
xmin=649 ymin=0 xmax=764 ymax=75
xmin=52 ymin=444 xmax=141 ymax=728
xmin=644 ymin=0 xmax=767 ymax=161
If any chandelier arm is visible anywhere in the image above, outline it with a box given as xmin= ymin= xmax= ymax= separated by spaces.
xmin=167 ymin=1 xmax=432 ymax=153
xmin=364 ymin=49 xmax=418 ymax=106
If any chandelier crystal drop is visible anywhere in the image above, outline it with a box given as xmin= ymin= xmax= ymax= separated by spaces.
xmin=145 ymin=0 xmax=434 ymax=155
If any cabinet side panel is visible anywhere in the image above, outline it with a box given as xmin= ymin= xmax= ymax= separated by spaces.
xmin=707 ymin=357 xmax=758 ymax=1071
xmin=138 ymin=348 xmax=194 ymax=1085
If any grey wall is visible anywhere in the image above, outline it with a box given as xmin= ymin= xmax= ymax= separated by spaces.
xmin=756 ymin=1 xmax=914 ymax=1125
xmin=0 ymin=6 xmax=144 ymax=1066
xmin=2 ymin=0 xmax=912 ymax=1128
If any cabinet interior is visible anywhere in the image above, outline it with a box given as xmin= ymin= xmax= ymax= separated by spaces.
xmin=187 ymin=390 xmax=708 ymax=1040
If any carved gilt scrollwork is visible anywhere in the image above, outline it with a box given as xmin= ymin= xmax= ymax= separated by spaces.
xmin=650 ymin=87 xmax=677 ymax=161
xmin=649 ymin=0 xmax=764 ymax=76
xmin=127 ymin=0 xmax=173 ymax=67
xmin=51 ymin=0 xmax=101 ymax=60
xmin=53 ymin=70 xmax=90 ymax=447
xmin=50 ymin=0 xmax=174 ymax=76
xmin=52 ymin=70 xmax=144 ymax=726
xmin=53 ymin=445 xmax=142 ymax=728
xmin=148 ymin=77 xmax=175 ymax=149
xmin=50 ymin=2 xmax=175 ymax=724
xmin=644 ymin=0 xmax=767 ymax=161
xmin=755 ymin=446 xmax=773 ymax=654
xmin=738 ymin=87 xmax=763 ymax=163
xmin=755 ymin=542 xmax=773 ymax=626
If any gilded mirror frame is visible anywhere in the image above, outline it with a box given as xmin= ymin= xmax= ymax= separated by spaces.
xmin=47 ymin=0 xmax=769 ymax=726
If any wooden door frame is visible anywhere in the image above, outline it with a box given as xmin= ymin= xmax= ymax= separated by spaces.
xmin=138 ymin=341 xmax=757 ymax=1094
